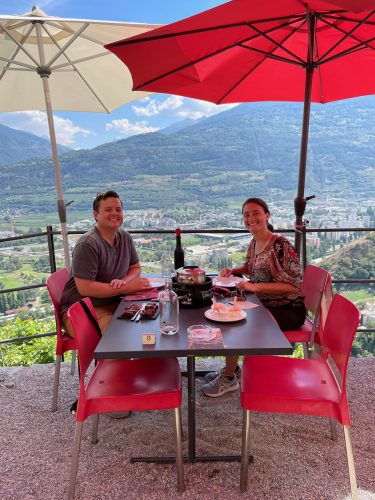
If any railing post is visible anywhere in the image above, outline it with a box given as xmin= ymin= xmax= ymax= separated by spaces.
xmin=47 ymin=225 xmax=57 ymax=273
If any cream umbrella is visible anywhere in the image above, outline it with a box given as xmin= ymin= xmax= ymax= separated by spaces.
xmin=0 ymin=6 xmax=160 ymax=267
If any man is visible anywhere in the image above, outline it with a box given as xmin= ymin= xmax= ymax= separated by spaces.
xmin=60 ymin=190 xmax=150 ymax=337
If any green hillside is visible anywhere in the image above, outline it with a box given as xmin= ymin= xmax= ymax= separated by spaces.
xmin=0 ymin=99 xmax=374 ymax=214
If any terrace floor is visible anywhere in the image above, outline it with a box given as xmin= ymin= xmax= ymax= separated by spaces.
xmin=1 ymin=357 xmax=374 ymax=500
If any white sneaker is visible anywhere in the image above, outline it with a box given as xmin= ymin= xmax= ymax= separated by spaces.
xmin=202 ymin=374 xmax=239 ymax=398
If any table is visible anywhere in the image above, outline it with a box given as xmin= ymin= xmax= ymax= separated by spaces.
xmin=94 ymin=294 xmax=293 ymax=463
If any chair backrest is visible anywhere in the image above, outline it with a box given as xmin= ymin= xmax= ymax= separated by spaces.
xmin=68 ymin=298 xmax=102 ymax=378
xmin=46 ymin=268 xmax=70 ymax=328
xmin=322 ymin=294 xmax=361 ymax=385
xmin=301 ymin=264 xmax=329 ymax=315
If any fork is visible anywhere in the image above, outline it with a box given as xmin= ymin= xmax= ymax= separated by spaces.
xmin=130 ymin=307 xmax=142 ymax=321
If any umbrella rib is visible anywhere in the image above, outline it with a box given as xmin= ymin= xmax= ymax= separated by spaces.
xmin=133 ymin=16 xmax=305 ymax=90
xmin=42 ymin=22 xmax=89 ymax=68
xmin=51 ymin=51 xmax=111 ymax=70
xmin=41 ymin=24 xmax=110 ymax=113
xmin=217 ymin=18 xmax=306 ymax=104
xmin=0 ymin=24 xmax=40 ymax=67
xmin=320 ymin=32 xmax=375 ymax=65
xmin=110 ymin=14 xmax=305 ymax=48
xmin=316 ymin=11 xmax=375 ymax=64
xmin=245 ymin=20 xmax=305 ymax=65
xmin=45 ymin=19 xmax=118 ymax=47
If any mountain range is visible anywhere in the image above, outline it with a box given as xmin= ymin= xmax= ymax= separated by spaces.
xmin=0 ymin=97 xmax=374 ymax=215
xmin=0 ymin=124 xmax=70 ymax=166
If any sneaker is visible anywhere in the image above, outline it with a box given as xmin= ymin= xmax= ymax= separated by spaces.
xmin=204 ymin=365 xmax=241 ymax=383
xmin=108 ymin=411 xmax=131 ymax=419
xmin=202 ymin=374 xmax=239 ymax=398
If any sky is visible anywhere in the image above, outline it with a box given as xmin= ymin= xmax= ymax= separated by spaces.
xmin=0 ymin=0 xmax=238 ymax=149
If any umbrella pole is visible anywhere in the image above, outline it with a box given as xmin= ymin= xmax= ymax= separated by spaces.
xmin=40 ymin=73 xmax=71 ymax=269
xmin=294 ymin=13 xmax=316 ymax=262
xmin=35 ymin=22 xmax=71 ymax=269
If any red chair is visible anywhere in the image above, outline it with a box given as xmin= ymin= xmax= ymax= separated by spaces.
xmin=67 ymin=298 xmax=185 ymax=499
xmin=284 ymin=264 xmax=329 ymax=358
xmin=46 ymin=268 xmax=77 ymax=412
xmin=240 ymin=294 xmax=361 ymax=499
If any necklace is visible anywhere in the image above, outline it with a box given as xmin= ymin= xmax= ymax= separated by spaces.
xmin=254 ymin=234 xmax=273 ymax=256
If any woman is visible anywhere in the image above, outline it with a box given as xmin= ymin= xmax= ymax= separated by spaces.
xmin=202 ymin=197 xmax=306 ymax=398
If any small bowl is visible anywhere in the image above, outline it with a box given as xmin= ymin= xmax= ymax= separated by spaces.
xmin=187 ymin=324 xmax=214 ymax=341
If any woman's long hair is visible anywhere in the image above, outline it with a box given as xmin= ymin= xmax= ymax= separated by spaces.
xmin=242 ymin=197 xmax=274 ymax=232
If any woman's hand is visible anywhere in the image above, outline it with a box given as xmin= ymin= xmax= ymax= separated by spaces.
xmin=219 ymin=267 xmax=233 ymax=277
xmin=236 ymin=280 xmax=257 ymax=293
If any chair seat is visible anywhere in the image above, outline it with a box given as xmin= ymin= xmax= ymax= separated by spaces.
xmin=241 ymin=355 xmax=344 ymax=422
xmin=58 ymin=333 xmax=77 ymax=355
xmin=284 ymin=318 xmax=312 ymax=343
xmin=80 ymin=357 xmax=182 ymax=420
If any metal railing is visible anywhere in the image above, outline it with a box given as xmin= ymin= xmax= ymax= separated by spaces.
xmin=0 ymin=224 xmax=374 ymax=346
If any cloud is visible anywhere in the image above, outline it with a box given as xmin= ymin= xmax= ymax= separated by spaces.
xmin=132 ymin=95 xmax=238 ymax=121
xmin=0 ymin=111 xmax=90 ymax=147
xmin=105 ymin=119 xmax=159 ymax=137
xmin=132 ymin=95 xmax=184 ymax=116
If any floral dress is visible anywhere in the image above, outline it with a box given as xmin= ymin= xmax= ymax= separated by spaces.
xmin=245 ymin=234 xmax=305 ymax=329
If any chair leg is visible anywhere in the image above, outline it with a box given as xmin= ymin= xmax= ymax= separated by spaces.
xmin=68 ymin=421 xmax=83 ymax=500
xmin=302 ymin=342 xmax=309 ymax=359
xmin=51 ymin=355 xmax=62 ymax=412
xmin=174 ymin=408 xmax=185 ymax=493
xmin=91 ymin=414 xmax=99 ymax=444
xmin=71 ymin=350 xmax=77 ymax=375
xmin=240 ymin=409 xmax=251 ymax=492
xmin=329 ymin=418 xmax=338 ymax=441
xmin=343 ymin=426 xmax=359 ymax=500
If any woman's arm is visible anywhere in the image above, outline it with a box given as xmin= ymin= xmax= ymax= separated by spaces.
xmin=220 ymin=263 xmax=248 ymax=277
xmin=237 ymin=280 xmax=298 ymax=294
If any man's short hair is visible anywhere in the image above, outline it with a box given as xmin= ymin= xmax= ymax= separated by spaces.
xmin=93 ymin=191 xmax=123 ymax=212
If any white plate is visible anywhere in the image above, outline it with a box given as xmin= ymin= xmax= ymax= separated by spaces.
xmin=213 ymin=276 xmax=244 ymax=288
xmin=204 ymin=308 xmax=247 ymax=323
xmin=146 ymin=278 xmax=165 ymax=288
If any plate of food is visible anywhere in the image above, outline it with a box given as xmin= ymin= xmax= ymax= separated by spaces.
xmin=204 ymin=302 xmax=247 ymax=322
xmin=212 ymin=276 xmax=244 ymax=288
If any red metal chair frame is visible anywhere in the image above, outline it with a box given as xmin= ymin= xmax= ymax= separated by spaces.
xmin=240 ymin=294 xmax=361 ymax=499
xmin=284 ymin=264 xmax=329 ymax=358
xmin=46 ymin=268 xmax=76 ymax=412
xmin=67 ymin=298 xmax=185 ymax=498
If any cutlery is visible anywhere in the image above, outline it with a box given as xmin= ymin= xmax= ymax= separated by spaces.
xmin=135 ymin=304 xmax=147 ymax=322
xmin=130 ymin=308 xmax=142 ymax=321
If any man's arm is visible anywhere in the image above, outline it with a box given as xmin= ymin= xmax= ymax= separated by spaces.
xmin=75 ymin=262 xmax=150 ymax=298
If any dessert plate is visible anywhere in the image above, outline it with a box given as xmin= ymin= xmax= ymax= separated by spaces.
xmin=204 ymin=309 xmax=247 ymax=322
xmin=212 ymin=276 xmax=244 ymax=288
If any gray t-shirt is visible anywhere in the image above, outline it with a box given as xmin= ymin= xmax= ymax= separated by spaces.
xmin=60 ymin=227 xmax=139 ymax=315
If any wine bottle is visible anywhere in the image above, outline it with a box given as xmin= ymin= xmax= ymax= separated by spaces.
xmin=174 ymin=227 xmax=185 ymax=270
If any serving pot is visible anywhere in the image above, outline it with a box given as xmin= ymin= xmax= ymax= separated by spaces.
xmin=176 ymin=266 xmax=206 ymax=285
xmin=172 ymin=276 xmax=213 ymax=308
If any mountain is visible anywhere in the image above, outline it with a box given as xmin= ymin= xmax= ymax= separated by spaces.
xmin=161 ymin=117 xmax=204 ymax=135
xmin=0 ymin=124 xmax=70 ymax=165
xmin=321 ymin=233 xmax=375 ymax=287
xmin=0 ymin=98 xmax=374 ymax=214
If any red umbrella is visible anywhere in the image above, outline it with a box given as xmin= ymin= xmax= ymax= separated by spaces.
xmin=106 ymin=0 xmax=375 ymax=256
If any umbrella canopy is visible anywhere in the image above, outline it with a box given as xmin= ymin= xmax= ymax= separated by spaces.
xmin=105 ymin=0 xmax=375 ymax=257
xmin=0 ymin=6 xmax=160 ymax=267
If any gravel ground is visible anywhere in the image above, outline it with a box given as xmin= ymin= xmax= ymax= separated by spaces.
xmin=0 ymin=357 xmax=374 ymax=500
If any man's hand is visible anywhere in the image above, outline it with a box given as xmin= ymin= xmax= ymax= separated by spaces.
xmin=109 ymin=279 xmax=127 ymax=289
xmin=122 ymin=277 xmax=151 ymax=292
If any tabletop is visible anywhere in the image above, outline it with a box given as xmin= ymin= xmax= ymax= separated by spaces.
xmin=94 ymin=294 xmax=293 ymax=359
